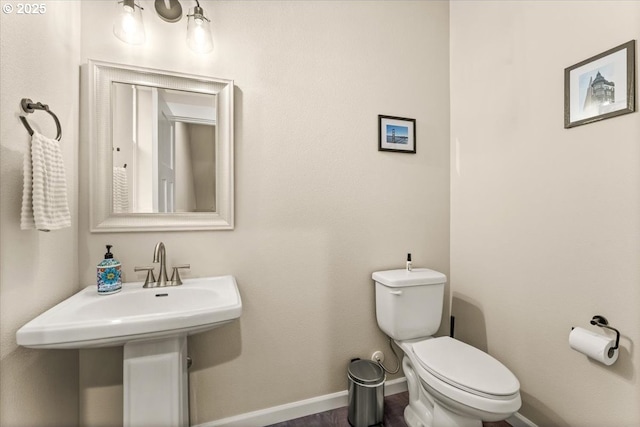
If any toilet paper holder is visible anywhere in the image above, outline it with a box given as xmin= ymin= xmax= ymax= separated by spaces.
xmin=588 ymin=315 xmax=620 ymax=351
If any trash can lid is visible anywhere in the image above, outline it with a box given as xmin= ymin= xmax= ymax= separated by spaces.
xmin=348 ymin=359 xmax=385 ymax=385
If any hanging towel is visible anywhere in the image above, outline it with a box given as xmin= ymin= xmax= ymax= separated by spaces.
xmin=21 ymin=131 xmax=71 ymax=231
xmin=112 ymin=166 xmax=129 ymax=213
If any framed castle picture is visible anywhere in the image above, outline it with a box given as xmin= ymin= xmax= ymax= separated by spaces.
xmin=378 ymin=115 xmax=416 ymax=153
xmin=564 ymin=40 xmax=636 ymax=128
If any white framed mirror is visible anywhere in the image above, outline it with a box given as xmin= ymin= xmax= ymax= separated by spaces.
xmin=86 ymin=60 xmax=234 ymax=232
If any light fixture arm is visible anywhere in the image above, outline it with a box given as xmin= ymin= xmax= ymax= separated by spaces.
xmin=119 ymin=0 xmax=144 ymax=11
xmin=188 ymin=0 xmax=210 ymax=22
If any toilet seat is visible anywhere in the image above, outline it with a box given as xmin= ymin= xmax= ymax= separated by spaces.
xmin=401 ymin=336 xmax=521 ymax=421
xmin=412 ymin=337 xmax=520 ymax=400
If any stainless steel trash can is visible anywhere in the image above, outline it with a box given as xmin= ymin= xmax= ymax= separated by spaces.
xmin=347 ymin=359 xmax=385 ymax=427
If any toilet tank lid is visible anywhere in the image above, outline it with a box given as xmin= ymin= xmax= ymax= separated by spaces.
xmin=372 ymin=268 xmax=447 ymax=287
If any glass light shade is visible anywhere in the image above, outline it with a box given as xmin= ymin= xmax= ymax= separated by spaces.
xmin=113 ymin=1 xmax=145 ymax=45
xmin=187 ymin=11 xmax=213 ymax=54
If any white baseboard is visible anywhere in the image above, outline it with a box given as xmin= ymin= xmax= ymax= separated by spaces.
xmin=196 ymin=377 xmax=537 ymax=427
xmin=196 ymin=377 xmax=408 ymax=427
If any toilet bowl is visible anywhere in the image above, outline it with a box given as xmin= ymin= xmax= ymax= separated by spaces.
xmin=399 ymin=337 xmax=521 ymax=427
xmin=373 ymin=268 xmax=521 ymax=427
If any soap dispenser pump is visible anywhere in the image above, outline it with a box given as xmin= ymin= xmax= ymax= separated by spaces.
xmin=97 ymin=244 xmax=122 ymax=295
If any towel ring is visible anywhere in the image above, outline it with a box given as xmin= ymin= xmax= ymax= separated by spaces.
xmin=19 ymin=98 xmax=62 ymax=141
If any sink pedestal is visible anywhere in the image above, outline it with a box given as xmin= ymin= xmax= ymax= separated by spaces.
xmin=124 ymin=336 xmax=188 ymax=427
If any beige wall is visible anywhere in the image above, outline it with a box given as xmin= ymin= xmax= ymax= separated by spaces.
xmin=78 ymin=1 xmax=450 ymax=425
xmin=175 ymin=122 xmax=197 ymax=212
xmin=0 ymin=2 xmax=81 ymax=426
xmin=450 ymin=1 xmax=640 ymax=426
xmin=188 ymin=124 xmax=216 ymax=212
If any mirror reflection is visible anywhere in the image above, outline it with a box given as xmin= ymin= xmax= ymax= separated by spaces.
xmin=111 ymin=83 xmax=217 ymax=214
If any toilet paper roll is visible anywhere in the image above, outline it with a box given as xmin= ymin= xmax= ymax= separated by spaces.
xmin=569 ymin=327 xmax=619 ymax=366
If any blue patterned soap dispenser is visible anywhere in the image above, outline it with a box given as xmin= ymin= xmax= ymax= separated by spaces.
xmin=97 ymin=244 xmax=122 ymax=295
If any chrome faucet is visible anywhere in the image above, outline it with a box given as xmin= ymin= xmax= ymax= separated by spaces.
xmin=153 ymin=242 xmax=170 ymax=287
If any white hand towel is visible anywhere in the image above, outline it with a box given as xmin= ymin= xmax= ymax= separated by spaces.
xmin=21 ymin=131 xmax=71 ymax=231
xmin=112 ymin=166 xmax=129 ymax=213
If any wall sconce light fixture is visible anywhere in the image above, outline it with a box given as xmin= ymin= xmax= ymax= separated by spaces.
xmin=113 ymin=0 xmax=146 ymax=45
xmin=113 ymin=0 xmax=214 ymax=54
xmin=186 ymin=2 xmax=213 ymax=53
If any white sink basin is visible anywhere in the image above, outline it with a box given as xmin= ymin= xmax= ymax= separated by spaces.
xmin=16 ymin=275 xmax=242 ymax=349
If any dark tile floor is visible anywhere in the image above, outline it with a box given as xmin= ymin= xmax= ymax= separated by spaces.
xmin=266 ymin=391 xmax=511 ymax=427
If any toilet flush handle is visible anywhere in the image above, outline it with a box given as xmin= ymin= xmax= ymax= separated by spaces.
xmin=390 ymin=290 xmax=403 ymax=296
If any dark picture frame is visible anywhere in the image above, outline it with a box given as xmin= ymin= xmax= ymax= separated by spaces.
xmin=564 ymin=40 xmax=636 ymax=129
xmin=378 ymin=115 xmax=416 ymax=153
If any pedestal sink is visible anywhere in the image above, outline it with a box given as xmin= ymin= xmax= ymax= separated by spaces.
xmin=16 ymin=275 xmax=242 ymax=427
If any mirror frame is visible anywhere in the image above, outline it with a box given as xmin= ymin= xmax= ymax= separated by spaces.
xmin=87 ymin=60 xmax=234 ymax=232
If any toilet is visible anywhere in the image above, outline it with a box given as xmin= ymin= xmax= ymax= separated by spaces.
xmin=373 ymin=268 xmax=521 ymax=427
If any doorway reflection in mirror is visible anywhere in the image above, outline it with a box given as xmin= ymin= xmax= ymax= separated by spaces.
xmin=111 ymin=83 xmax=216 ymax=214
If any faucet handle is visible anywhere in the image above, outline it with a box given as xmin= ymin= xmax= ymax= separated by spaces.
xmin=170 ymin=264 xmax=190 ymax=286
xmin=135 ymin=266 xmax=156 ymax=288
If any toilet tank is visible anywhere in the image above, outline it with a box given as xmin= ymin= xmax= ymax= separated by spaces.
xmin=373 ymin=268 xmax=446 ymax=341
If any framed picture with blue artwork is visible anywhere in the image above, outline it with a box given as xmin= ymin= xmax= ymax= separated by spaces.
xmin=378 ymin=115 xmax=416 ymax=153
xmin=564 ymin=40 xmax=636 ymax=128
